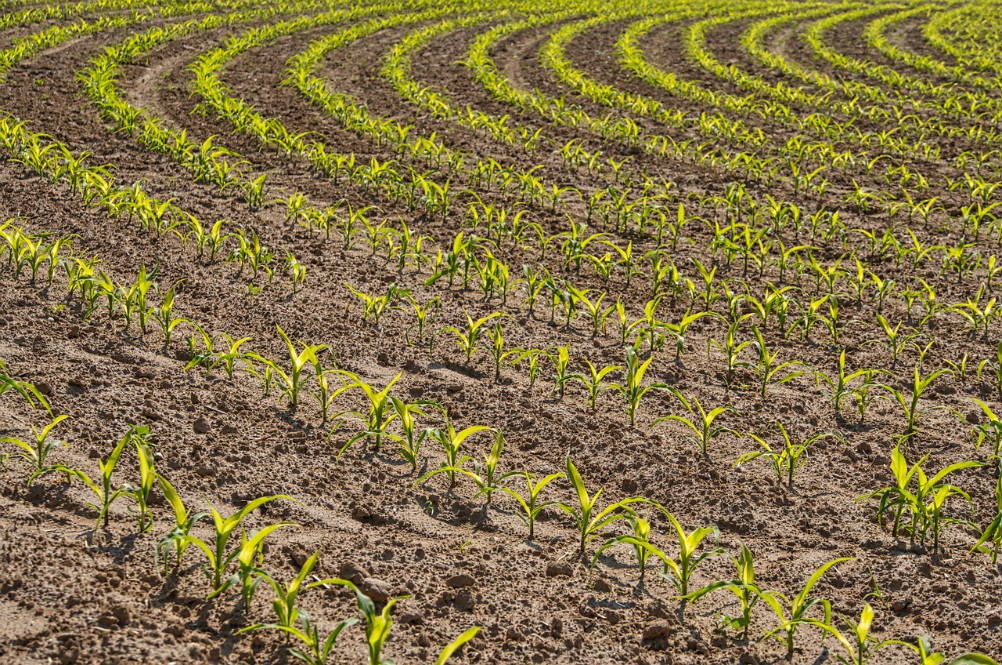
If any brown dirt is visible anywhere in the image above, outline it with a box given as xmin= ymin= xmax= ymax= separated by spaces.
xmin=1 ymin=6 xmax=1001 ymax=665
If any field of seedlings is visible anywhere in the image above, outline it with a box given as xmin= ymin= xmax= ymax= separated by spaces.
xmin=4 ymin=0 xmax=1002 ymax=662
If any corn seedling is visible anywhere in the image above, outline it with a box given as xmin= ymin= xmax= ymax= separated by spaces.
xmin=977 ymin=341 xmax=1002 ymax=402
xmin=2 ymin=414 xmax=68 ymax=477
xmin=805 ymin=603 xmax=913 ymax=665
xmin=234 ymin=521 xmax=301 ymax=609
xmin=685 ymin=543 xmax=760 ymax=640
xmin=557 ymin=456 xmax=642 ymax=555
xmin=252 ymin=325 xmax=325 ymax=411
xmin=423 ymin=406 xmax=491 ymax=488
xmin=419 ymin=430 xmax=507 ymax=503
xmin=387 ymin=397 xmax=436 ymax=472
xmin=0 ymin=361 xmax=52 ymax=414
xmin=971 ymin=474 xmax=1002 ymax=565
xmin=758 ymin=557 xmax=853 ymax=659
xmin=571 ymin=359 xmax=622 ymax=411
xmin=861 ymin=445 xmax=980 ymax=552
xmin=914 ymin=636 xmax=999 ymax=665
xmin=333 ymin=371 xmax=402 ymax=457
xmin=610 ymin=346 xmax=672 ymax=427
xmin=707 ymin=319 xmax=753 ymax=390
xmin=182 ymin=494 xmax=291 ymax=596
xmin=404 ymin=294 xmax=440 ymax=347
xmin=156 ymin=474 xmax=205 ymax=575
xmin=968 ymin=398 xmax=1002 ymax=459
xmin=485 ymin=323 xmax=521 ymax=383
xmin=591 ymin=512 xmax=662 ymax=583
xmin=497 ymin=469 xmax=564 ymax=539
xmin=241 ymin=604 xmax=356 ymax=665
xmin=736 ymin=423 xmax=837 ymax=490
xmin=750 ymin=326 xmax=806 ymax=397
xmin=130 ymin=427 xmax=156 ymax=533
xmin=345 ymin=282 xmax=408 ymax=328
xmin=46 ymin=426 xmax=140 ymax=529
xmin=655 ymin=393 xmax=738 ymax=462
xmin=442 ymin=310 xmax=503 ymax=366
xmin=878 ymin=367 xmax=948 ymax=441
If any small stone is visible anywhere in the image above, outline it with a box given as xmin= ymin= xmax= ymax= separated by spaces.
xmin=739 ymin=653 xmax=761 ymax=665
xmin=453 ymin=589 xmax=475 ymax=612
xmin=338 ymin=561 xmax=368 ymax=584
xmin=546 ymin=561 xmax=573 ymax=577
xmin=643 ymin=623 xmax=671 ymax=640
xmin=446 ymin=574 xmax=476 ymax=589
xmin=195 ymin=465 xmax=216 ymax=477
xmin=890 ymin=597 xmax=912 ymax=613
xmin=193 ymin=417 xmax=210 ymax=434
xmin=221 ymin=424 xmax=237 ymax=435
xmin=360 ymin=577 xmax=392 ymax=603
xmin=399 ymin=613 xmax=423 ymax=625
xmin=35 ymin=382 xmax=53 ymax=396
xmin=112 ymin=605 xmax=131 ymax=626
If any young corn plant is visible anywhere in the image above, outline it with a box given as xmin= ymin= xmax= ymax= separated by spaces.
xmin=758 ymin=557 xmax=853 ymax=660
xmin=387 ymin=397 xmax=436 ymax=473
xmin=805 ymin=603 xmax=913 ymax=665
xmin=971 ymin=474 xmax=1002 ymax=565
xmin=485 ymin=323 xmax=521 ymax=383
xmin=610 ymin=346 xmax=672 ymax=427
xmin=707 ymin=319 xmax=753 ymax=390
xmin=571 ymin=359 xmax=622 ymax=411
xmin=46 ymin=426 xmax=141 ymax=530
xmin=879 ymin=368 xmax=948 ymax=441
xmin=223 ymin=522 xmax=298 ymax=607
xmin=418 ymin=430 xmax=507 ymax=504
xmin=750 ymin=327 xmax=806 ymax=398
xmin=329 ymin=579 xmax=479 ymax=665
xmin=424 ymin=407 xmax=492 ymax=488
xmin=862 ymin=445 xmax=980 ymax=552
xmin=546 ymin=345 xmax=575 ymax=399
xmin=442 ymin=311 xmax=503 ymax=367
xmin=182 ymin=495 xmax=291 ymax=597
xmin=591 ymin=512 xmax=661 ymax=583
xmin=977 ymin=341 xmax=1002 ymax=402
xmin=333 ymin=372 xmax=402 ymax=457
xmin=512 ymin=348 xmax=545 ymax=390
xmin=2 ymin=414 xmax=68 ymax=478
xmin=404 ymin=294 xmax=440 ymax=347
xmin=0 ymin=361 xmax=52 ymax=414
xmin=130 ymin=427 xmax=156 ymax=533
xmin=156 ymin=474 xmax=205 ymax=575
xmin=557 ymin=456 xmax=642 ymax=555
xmin=497 ymin=470 xmax=564 ymax=540
xmin=252 ymin=325 xmax=325 ymax=411
xmin=655 ymin=393 xmax=739 ymax=462
xmin=735 ymin=423 xmax=837 ymax=490
xmin=684 ymin=543 xmax=761 ymax=641
xmin=967 ymin=398 xmax=1002 ymax=459
xmin=241 ymin=604 xmax=356 ymax=665
xmin=814 ymin=351 xmax=885 ymax=418
xmin=914 ymin=636 xmax=999 ymax=665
